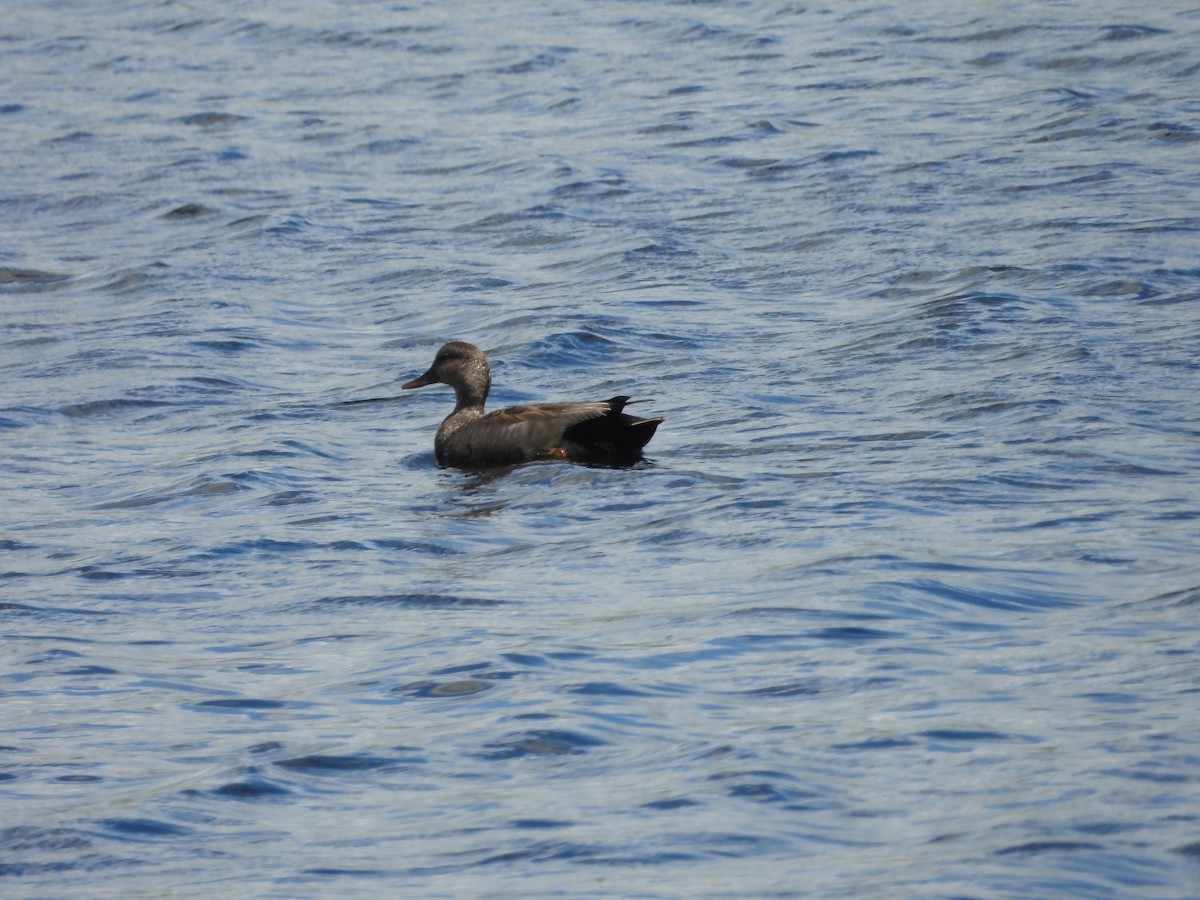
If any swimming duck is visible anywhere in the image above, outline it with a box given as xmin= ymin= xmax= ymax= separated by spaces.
xmin=402 ymin=341 xmax=663 ymax=468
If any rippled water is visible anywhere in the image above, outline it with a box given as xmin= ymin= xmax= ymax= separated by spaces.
xmin=3 ymin=1 xmax=1200 ymax=896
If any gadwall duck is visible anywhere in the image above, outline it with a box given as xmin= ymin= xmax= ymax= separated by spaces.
xmin=402 ymin=341 xmax=663 ymax=468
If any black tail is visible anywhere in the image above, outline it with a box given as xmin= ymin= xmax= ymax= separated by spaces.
xmin=563 ymin=396 xmax=663 ymax=461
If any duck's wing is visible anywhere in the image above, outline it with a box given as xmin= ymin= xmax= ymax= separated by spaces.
xmin=438 ymin=400 xmax=612 ymax=466
xmin=483 ymin=400 xmax=614 ymax=448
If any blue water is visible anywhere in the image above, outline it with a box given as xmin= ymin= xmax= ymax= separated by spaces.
xmin=3 ymin=1 xmax=1200 ymax=896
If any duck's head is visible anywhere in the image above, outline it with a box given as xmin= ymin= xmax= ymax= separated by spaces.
xmin=403 ymin=341 xmax=492 ymax=405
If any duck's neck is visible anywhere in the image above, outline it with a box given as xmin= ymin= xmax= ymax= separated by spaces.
xmin=437 ymin=377 xmax=489 ymax=460
xmin=452 ymin=373 xmax=490 ymax=414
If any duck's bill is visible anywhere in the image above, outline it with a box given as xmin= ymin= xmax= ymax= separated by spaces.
xmin=402 ymin=371 xmax=436 ymax=389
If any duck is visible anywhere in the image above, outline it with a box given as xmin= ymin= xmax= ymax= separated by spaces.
xmin=402 ymin=341 xmax=663 ymax=468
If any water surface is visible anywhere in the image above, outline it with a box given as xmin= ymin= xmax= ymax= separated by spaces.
xmin=3 ymin=1 xmax=1200 ymax=896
